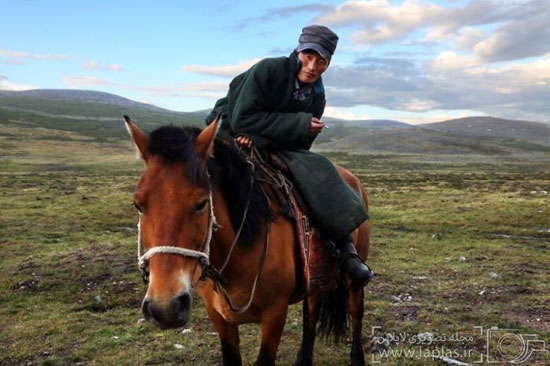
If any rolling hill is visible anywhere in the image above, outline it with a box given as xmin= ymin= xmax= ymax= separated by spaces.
xmin=314 ymin=126 xmax=550 ymax=155
xmin=0 ymin=89 xmax=207 ymax=141
xmin=1 ymin=89 xmax=549 ymax=156
xmin=421 ymin=116 xmax=550 ymax=146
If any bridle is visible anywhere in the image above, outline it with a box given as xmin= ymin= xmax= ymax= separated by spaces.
xmin=135 ymin=160 xmax=270 ymax=314
xmin=136 ymin=190 xmax=217 ymax=284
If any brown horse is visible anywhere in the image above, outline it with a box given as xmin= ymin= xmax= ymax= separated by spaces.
xmin=125 ymin=115 xmax=371 ymax=366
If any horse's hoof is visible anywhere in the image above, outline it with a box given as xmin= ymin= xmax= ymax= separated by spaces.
xmin=350 ymin=352 xmax=365 ymax=366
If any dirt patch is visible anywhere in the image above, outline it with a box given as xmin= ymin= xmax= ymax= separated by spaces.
xmin=505 ymin=306 xmax=550 ymax=332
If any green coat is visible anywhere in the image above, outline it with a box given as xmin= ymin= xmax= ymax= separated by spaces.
xmin=206 ymin=52 xmax=367 ymax=240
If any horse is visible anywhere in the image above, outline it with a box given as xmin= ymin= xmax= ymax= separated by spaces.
xmin=124 ymin=115 xmax=371 ymax=366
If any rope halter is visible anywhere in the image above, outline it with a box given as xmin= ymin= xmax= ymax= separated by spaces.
xmin=136 ymin=191 xmax=218 ymax=284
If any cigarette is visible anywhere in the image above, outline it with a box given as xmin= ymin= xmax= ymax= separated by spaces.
xmin=323 ymin=124 xmax=330 ymax=129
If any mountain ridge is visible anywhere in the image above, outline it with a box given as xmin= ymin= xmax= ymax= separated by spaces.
xmin=1 ymin=89 xmax=548 ymax=155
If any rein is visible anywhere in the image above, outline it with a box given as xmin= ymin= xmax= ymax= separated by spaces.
xmin=136 ymin=153 xmax=271 ymax=314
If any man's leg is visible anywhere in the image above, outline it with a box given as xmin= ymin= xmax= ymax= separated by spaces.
xmin=333 ymin=234 xmax=373 ymax=290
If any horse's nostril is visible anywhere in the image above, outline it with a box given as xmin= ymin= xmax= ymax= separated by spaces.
xmin=142 ymin=298 xmax=153 ymax=320
xmin=172 ymin=293 xmax=192 ymax=323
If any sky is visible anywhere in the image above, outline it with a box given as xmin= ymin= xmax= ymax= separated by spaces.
xmin=1 ymin=0 xmax=549 ymax=124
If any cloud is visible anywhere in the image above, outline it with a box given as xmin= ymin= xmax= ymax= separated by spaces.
xmin=83 ymin=61 xmax=123 ymax=71
xmin=0 ymin=48 xmax=67 ymax=61
xmin=0 ymin=59 xmax=24 ymax=65
xmin=323 ymin=106 xmax=372 ymax=120
xmin=323 ymin=52 xmax=550 ymax=122
xmin=315 ymin=0 xmax=446 ymax=44
xmin=429 ymin=51 xmax=480 ymax=71
xmin=314 ymin=0 xmax=549 ymax=63
xmin=182 ymin=58 xmax=261 ymax=77
xmin=452 ymin=27 xmax=487 ymax=49
xmin=396 ymin=111 xmax=479 ymax=125
xmin=63 ymin=75 xmax=227 ymax=100
xmin=232 ymin=4 xmax=333 ymax=31
xmin=472 ymin=8 xmax=550 ymax=62
xmin=0 ymin=75 xmax=36 ymax=91
xmin=107 ymin=64 xmax=123 ymax=71
xmin=64 ymin=76 xmax=112 ymax=87
xmin=84 ymin=60 xmax=99 ymax=69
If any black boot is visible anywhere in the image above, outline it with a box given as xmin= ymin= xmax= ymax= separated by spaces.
xmin=335 ymin=235 xmax=373 ymax=290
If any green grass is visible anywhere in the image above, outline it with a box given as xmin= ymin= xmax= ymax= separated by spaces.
xmin=1 ymin=123 xmax=549 ymax=365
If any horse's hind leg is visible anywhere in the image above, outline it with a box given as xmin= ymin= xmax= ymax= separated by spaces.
xmin=294 ymin=291 xmax=321 ymax=366
xmin=255 ymin=303 xmax=289 ymax=366
xmin=206 ymin=307 xmax=242 ymax=366
xmin=349 ymin=288 xmax=366 ymax=366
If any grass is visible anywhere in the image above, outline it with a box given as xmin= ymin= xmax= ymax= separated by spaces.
xmin=1 ymin=122 xmax=549 ymax=365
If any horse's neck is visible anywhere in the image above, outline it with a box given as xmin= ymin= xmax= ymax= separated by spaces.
xmin=209 ymin=188 xmax=240 ymax=269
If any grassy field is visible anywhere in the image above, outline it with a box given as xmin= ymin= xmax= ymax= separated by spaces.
xmin=1 ymin=123 xmax=549 ymax=365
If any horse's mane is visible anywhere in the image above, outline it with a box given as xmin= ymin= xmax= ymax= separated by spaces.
xmin=148 ymin=125 xmax=269 ymax=247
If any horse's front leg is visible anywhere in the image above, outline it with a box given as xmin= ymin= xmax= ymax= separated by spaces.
xmin=205 ymin=305 xmax=242 ymax=366
xmin=294 ymin=291 xmax=321 ymax=366
xmin=254 ymin=302 xmax=289 ymax=366
xmin=349 ymin=288 xmax=365 ymax=366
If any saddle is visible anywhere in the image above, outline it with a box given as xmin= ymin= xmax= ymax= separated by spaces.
xmin=250 ymin=149 xmax=339 ymax=294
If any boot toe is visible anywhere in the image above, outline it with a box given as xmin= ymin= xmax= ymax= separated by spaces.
xmin=344 ymin=259 xmax=373 ymax=290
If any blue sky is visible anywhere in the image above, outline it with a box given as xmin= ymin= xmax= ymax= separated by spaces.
xmin=1 ymin=0 xmax=549 ymax=124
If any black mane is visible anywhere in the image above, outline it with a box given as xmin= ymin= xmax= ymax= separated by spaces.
xmin=147 ymin=125 xmax=269 ymax=247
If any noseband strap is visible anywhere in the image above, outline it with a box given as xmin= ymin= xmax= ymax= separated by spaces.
xmin=135 ymin=157 xmax=268 ymax=314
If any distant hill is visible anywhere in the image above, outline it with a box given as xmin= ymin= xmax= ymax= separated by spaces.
xmin=421 ymin=116 xmax=549 ymax=146
xmin=0 ymin=89 xmax=207 ymax=141
xmin=1 ymin=89 xmax=549 ymax=157
xmin=323 ymin=116 xmax=412 ymax=129
xmin=315 ymin=125 xmax=550 ymax=155
xmin=313 ymin=117 xmax=412 ymax=144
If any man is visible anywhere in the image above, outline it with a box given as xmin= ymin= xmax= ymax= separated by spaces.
xmin=206 ymin=25 xmax=372 ymax=289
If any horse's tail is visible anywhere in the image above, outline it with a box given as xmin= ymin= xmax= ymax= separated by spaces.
xmin=317 ymin=181 xmax=371 ymax=343
xmin=316 ymin=279 xmax=349 ymax=343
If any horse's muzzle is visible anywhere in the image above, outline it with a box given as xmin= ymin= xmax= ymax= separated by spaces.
xmin=142 ymin=292 xmax=192 ymax=329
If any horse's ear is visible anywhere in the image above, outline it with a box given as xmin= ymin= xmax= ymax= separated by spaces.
xmin=195 ymin=114 xmax=221 ymax=160
xmin=124 ymin=115 xmax=149 ymax=161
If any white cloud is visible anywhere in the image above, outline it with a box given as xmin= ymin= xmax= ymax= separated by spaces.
xmin=182 ymin=58 xmax=261 ymax=77
xmin=314 ymin=0 xmax=549 ymax=65
xmin=82 ymin=61 xmax=123 ymax=71
xmin=63 ymin=76 xmax=227 ymax=100
xmin=323 ymin=106 xmax=372 ymax=120
xmin=316 ymin=0 xmax=445 ymax=44
xmin=64 ymin=76 xmax=112 ymax=87
xmin=0 ymin=59 xmax=23 ymax=65
xmin=84 ymin=60 xmax=99 ymax=69
xmin=0 ymin=48 xmax=67 ymax=61
xmin=453 ymin=27 xmax=487 ymax=49
xmin=323 ymin=49 xmax=550 ymax=122
xmin=428 ymin=51 xmax=480 ymax=71
xmin=0 ymin=75 xmax=36 ymax=91
xmin=107 ymin=64 xmax=123 ymax=71
xmin=402 ymin=98 xmax=439 ymax=112
xmin=397 ymin=110 xmax=483 ymax=125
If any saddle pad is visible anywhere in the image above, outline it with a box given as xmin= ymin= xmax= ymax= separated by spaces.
xmin=289 ymin=193 xmax=338 ymax=292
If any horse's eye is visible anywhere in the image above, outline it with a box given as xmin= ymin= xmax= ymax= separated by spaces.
xmin=196 ymin=200 xmax=208 ymax=212
xmin=133 ymin=202 xmax=143 ymax=213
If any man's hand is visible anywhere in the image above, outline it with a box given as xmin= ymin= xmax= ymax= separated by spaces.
xmin=236 ymin=135 xmax=253 ymax=149
xmin=310 ymin=117 xmax=325 ymax=134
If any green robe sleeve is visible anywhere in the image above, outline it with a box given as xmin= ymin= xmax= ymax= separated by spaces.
xmin=226 ymin=60 xmax=314 ymax=150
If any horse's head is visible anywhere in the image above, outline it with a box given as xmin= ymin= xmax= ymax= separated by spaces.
xmin=125 ymin=115 xmax=220 ymax=329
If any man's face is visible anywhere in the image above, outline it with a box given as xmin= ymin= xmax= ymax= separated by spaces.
xmin=297 ymin=50 xmax=328 ymax=84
